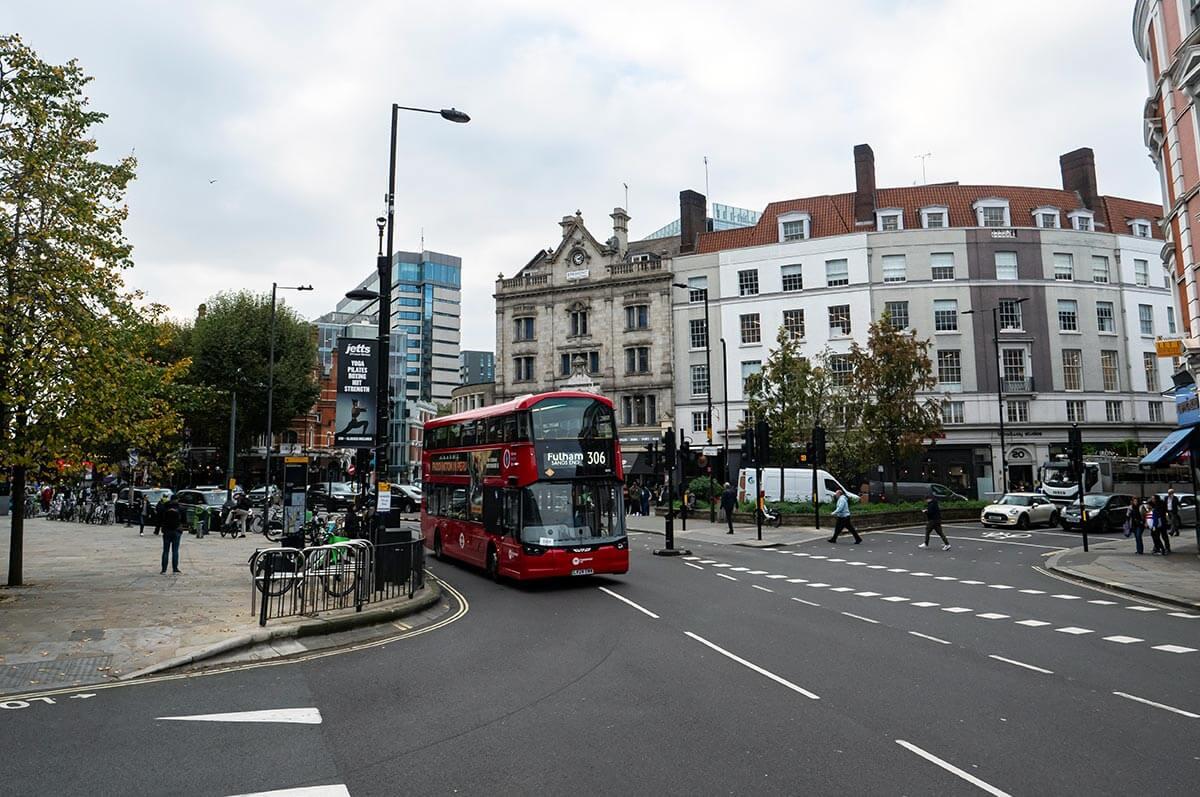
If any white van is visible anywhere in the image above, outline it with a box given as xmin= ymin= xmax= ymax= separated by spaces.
xmin=737 ymin=468 xmax=856 ymax=504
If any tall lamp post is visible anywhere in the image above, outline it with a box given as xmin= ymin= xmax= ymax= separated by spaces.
xmin=963 ymin=297 xmax=1027 ymax=496
xmin=673 ymin=281 xmax=715 ymax=520
xmin=265 ymin=282 xmax=313 ymax=490
xmin=720 ymin=337 xmax=730 ymax=484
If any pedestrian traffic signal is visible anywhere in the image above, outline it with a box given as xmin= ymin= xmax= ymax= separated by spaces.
xmin=647 ymin=440 xmax=658 ymax=470
xmin=679 ymin=438 xmax=691 ymax=461
xmin=1068 ymin=425 xmax=1083 ymax=465
xmin=662 ymin=429 xmax=676 ymax=468
xmin=742 ymin=429 xmax=756 ymax=465
xmin=755 ymin=419 xmax=771 ymax=465
xmin=813 ymin=425 xmax=827 ymax=466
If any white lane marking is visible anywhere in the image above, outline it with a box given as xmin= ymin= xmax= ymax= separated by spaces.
xmin=989 ymin=654 xmax=1053 ymax=674
xmin=699 ymin=559 xmax=717 ymax=564
xmin=717 ymin=573 xmax=738 ymax=581
xmin=895 ymin=739 xmax=1013 ymax=797
xmin=828 ymin=558 xmax=846 ymax=562
xmin=683 ymin=562 xmax=704 ymax=570
xmin=792 ymin=552 xmax=810 ymax=557
xmin=1089 ymin=599 xmax=1118 ymax=605
xmin=841 ymin=611 xmax=879 ymax=624
xmin=1152 ymin=644 xmax=1197 ymax=654
xmin=934 ymin=576 xmax=957 ymax=581
xmin=229 ymin=786 xmax=352 ymax=797
xmin=909 ymin=631 xmax=951 ymax=645
xmin=786 ymin=578 xmax=809 ymax=583
xmin=887 ymin=568 xmax=909 ymax=573
xmin=792 ymin=597 xmax=821 ymax=607
xmin=685 ymin=632 xmax=820 ymax=700
xmin=1169 ymin=612 xmax=1200 ymax=619
xmin=1056 ymin=627 xmax=1093 ymax=635
xmin=682 ymin=556 xmax=701 ymax=561
xmin=808 ymin=555 xmax=828 ymax=560
xmin=808 ymin=582 xmax=831 ymax=588
xmin=712 ymin=563 xmax=732 ymax=568
xmin=961 ymin=580 xmax=985 ymax=585
xmin=597 ymin=587 xmax=660 ymax=619
xmin=1126 ymin=606 xmax=1158 ymax=612
xmin=987 ymin=584 xmax=1014 ymax=590
xmin=847 ymin=561 xmax=868 ymax=566
xmin=767 ymin=574 xmax=788 ymax=580
xmin=1113 ymin=691 xmax=1200 ymax=719
xmin=158 ymin=708 xmax=322 ymax=725
xmin=1018 ymin=589 xmax=1045 ymax=594
xmin=867 ymin=564 xmax=887 ymax=569
xmin=977 ymin=613 xmax=1010 ymax=620
xmin=1015 ymin=620 xmax=1051 ymax=627
xmin=1103 ymin=635 xmax=1143 ymax=644
xmin=752 ymin=584 xmax=775 ymax=593
xmin=1051 ymin=594 xmax=1082 ymax=600
xmin=748 ymin=570 xmax=768 ymax=575
xmin=881 ymin=596 xmax=910 ymax=602
xmin=731 ymin=567 xmax=750 ymax=572
xmin=941 ymin=607 xmax=972 ymax=613
xmin=884 ymin=531 xmax=1065 ymax=550
xmin=910 ymin=572 xmax=933 ymax=577
xmin=911 ymin=601 xmax=940 ymax=608
xmin=855 ymin=591 xmax=882 ymax=597
xmin=829 ymin=587 xmax=855 ymax=592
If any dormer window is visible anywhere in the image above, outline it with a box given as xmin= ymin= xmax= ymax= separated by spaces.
xmin=920 ymin=206 xmax=949 ymax=229
xmin=777 ymin=212 xmax=811 ymax=242
xmin=1032 ymin=206 xmax=1060 ymax=229
xmin=972 ymin=198 xmax=1011 ymax=228
xmin=875 ymin=209 xmax=903 ymax=232
xmin=1128 ymin=218 xmax=1153 ymax=238
xmin=1068 ymin=209 xmax=1094 ymax=231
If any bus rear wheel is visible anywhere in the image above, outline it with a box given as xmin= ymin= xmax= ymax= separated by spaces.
xmin=486 ymin=546 xmax=500 ymax=582
xmin=434 ymin=532 xmax=445 ymax=561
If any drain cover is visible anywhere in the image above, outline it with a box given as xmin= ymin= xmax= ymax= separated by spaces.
xmin=0 ymin=655 xmax=114 ymax=691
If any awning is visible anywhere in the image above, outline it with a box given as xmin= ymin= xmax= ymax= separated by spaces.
xmin=626 ymin=453 xmax=656 ymax=477
xmin=1139 ymin=427 xmax=1196 ymax=468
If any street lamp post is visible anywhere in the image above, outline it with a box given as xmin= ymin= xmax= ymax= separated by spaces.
xmin=265 ymin=282 xmax=313 ymax=491
xmin=374 ymin=104 xmax=469 ymax=496
xmin=964 ymin=297 xmax=1027 ymax=496
xmin=721 ymin=337 xmax=730 ymax=485
xmin=674 ymin=281 xmax=716 ymax=520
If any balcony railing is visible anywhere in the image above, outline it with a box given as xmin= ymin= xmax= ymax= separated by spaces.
xmin=608 ymin=260 xmax=665 ymax=276
xmin=500 ymin=273 xmax=549 ymax=290
xmin=1001 ymin=377 xmax=1035 ymax=393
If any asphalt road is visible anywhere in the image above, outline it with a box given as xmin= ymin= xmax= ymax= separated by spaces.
xmin=1 ymin=522 xmax=1197 ymax=796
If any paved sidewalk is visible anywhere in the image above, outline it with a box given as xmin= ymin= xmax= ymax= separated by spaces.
xmin=0 ymin=516 xmax=432 ymax=694
xmin=1046 ymin=532 xmax=1200 ymax=610
xmin=626 ymin=513 xmax=832 ymax=547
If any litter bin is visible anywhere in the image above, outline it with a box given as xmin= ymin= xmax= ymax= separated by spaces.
xmin=375 ymin=526 xmax=417 ymax=591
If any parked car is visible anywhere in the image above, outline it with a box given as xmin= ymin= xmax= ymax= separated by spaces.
xmin=980 ymin=493 xmax=1060 ymax=529
xmin=247 ymin=484 xmax=281 ymax=508
xmin=393 ymin=483 xmax=422 ymax=513
xmin=870 ymin=481 xmax=969 ymax=502
xmin=307 ymin=481 xmax=360 ymax=511
xmin=174 ymin=488 xmax=229 ymax=531
xmin=114 ymin=487 xmax=173 ymax=523
xmin=1059 ymin=493 xmax=1134 ymax=533
xmin=1154 ymin=492 xmax=1196 ymax=527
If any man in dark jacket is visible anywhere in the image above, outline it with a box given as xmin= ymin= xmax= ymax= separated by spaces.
xmin=720 ymin=483 xmax=737 ymax=534
xmin=159 ymin=497 xmax=184 ymax=575
xmin=920 ymin=492 xmax=950 ymax=550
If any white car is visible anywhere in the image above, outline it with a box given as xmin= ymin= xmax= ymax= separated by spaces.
xmin=980 ymin=493 xmax=1060 ymax=530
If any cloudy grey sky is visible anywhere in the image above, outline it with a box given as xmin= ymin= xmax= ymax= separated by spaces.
xmin=11 ymin=0 xmax=1157 ymax=351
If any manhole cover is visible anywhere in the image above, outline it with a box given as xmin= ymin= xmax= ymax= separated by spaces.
xmin=0 ymin=655 xmax=114 ymax=691
xmin=68 ymin=628 xmax=106 ymax=642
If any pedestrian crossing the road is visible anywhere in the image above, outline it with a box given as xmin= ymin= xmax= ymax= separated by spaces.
xmin=679 ymin=552 xmax=1199 ymax=656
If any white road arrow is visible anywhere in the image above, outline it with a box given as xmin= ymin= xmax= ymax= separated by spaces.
xmin=157 ymin=708 xmax=322 ymax=724
xmin=227 ymin=786 xmax=349 ymax=797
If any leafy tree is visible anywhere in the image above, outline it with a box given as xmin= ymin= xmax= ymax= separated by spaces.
xmin=1 ymin=35 xmax=186 ymax=585
xmin=849 ymin=314 xmax=942 ymax=500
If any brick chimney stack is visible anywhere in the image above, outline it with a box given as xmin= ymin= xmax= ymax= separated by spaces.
xmin=853 ymin=144 xmax=876 ymax=224
xmin=1060 ymin=147 xmax=1098 ymax=211
xmin=679 ymin=190 xmax=706 ymax=254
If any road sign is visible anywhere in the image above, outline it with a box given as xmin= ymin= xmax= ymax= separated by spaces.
xmin=1156 ymin=338 xmax=1184 ymax=357
xmin=128 ymin=449 xmax=139 ymax=468
xmin=377 ymin=481 xmax=391 ymax=511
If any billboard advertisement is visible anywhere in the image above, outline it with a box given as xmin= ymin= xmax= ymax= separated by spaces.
xmin=334 ymin=338 xmax=378 ymax=447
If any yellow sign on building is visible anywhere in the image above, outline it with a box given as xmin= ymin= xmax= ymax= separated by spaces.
xmin=1156 ymin=338 xmax=1183 ymax=358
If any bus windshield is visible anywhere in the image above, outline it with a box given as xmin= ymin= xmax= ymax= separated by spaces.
xmin=530 ymin=397 xmax=615 ymax=441
xmin=521 ymin=481 xmax=625 ymax=545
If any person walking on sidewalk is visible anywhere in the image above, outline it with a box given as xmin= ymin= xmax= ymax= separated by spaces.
xmin=1149 ymin=495 xmax=1171 ymax=555
xmin=1165 ymin=488 xmax=1182 ymax=537
xmin=1125 ymin=500 xmax=1146 ymax=554
xmin=640 ymin=484 xmax=651 ymax=518
xmin=138 ymin=495 xmax=149 ymax=536
xmin=159 ymin=496 xmax=184 ymax=575
xmin=720 ymin=482 xmax=737 ymax=534
xmin=919 ymin=492 xmax=950 ymax=550
xmin=828 ymin=488 xmax=861 ymax=544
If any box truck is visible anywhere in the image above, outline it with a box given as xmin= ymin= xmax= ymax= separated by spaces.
xmin=737 ymin=468 xmax=856 ymax=504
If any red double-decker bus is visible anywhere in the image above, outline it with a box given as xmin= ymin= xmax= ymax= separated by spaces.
xmin=421 ymin=391 xmax=629 ymax=580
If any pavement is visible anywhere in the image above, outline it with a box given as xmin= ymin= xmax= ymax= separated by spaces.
xmin=1047 ymin=529 xmax=1200 ymax=610
xmin=3 ymin=521 xmax=1198 ymax=795
xmin=0 ymin=515 xmax=435 ymax=694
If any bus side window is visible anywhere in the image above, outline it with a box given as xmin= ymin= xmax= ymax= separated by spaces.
xmin=487 ymin=418 xmax=503 ymax=445
xmin=461 ymin=421 xmax=477 ymax=447
xmin=516 ymin=412 xmax=531 ymax=442
xmin=503 ymin=415 xmax=517 ymax=443
xmin=502 ymin=490 xmax=520 ymax=537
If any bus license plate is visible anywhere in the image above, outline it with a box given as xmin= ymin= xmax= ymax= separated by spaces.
xmin=571 ymin=568 xmax=594 ymax=576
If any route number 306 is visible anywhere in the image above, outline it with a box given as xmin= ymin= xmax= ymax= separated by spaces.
xmin=586 ymin=451 xmax=606 ymax=465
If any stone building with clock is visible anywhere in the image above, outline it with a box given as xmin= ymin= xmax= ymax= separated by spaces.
xmin=494 ymin=192 xmax=706 ymax=461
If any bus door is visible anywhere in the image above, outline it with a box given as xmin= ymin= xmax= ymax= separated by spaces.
xmin=484 ymin=487 xmax=523 ymax=572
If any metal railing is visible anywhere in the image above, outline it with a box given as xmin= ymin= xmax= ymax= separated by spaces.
xmin=1002 ymin=377 xmax=1035 ymax=393
xmin=249 ymin=533 xmax=425 ymax=626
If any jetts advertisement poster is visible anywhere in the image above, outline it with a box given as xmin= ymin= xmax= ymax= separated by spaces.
xmin=334 ymin=338 xmax=378 ymax=447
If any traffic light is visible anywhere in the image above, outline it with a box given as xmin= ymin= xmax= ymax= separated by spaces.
xmin=755 ymin=419 xmax=771 ymax=466
xmin=1068 ymin=425 xmax=1083 ymax=465
xmin=662 ymin=428 xmax=676 ymax=469
xmin=803 ymin=441 xmax=814 ymax=464
xmin=813 ymin=425 xmax=827 ymax=466
xmin=679 ymin=437 xmax=691 ymax=461
xmin=741 ymin=429 xmax=756 ymax=465
xmin=647 ymin=440 xmax=658 ymax=470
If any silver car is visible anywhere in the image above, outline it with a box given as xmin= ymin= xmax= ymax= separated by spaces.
xmin=980 ymin=493 xmax=1059 ymax=529
xmin=1154 ymin=492 xmax=1196 ymax=529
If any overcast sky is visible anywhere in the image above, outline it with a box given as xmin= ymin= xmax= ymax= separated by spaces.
xmin=11 ymin=0 xmax=1158 ymax=352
